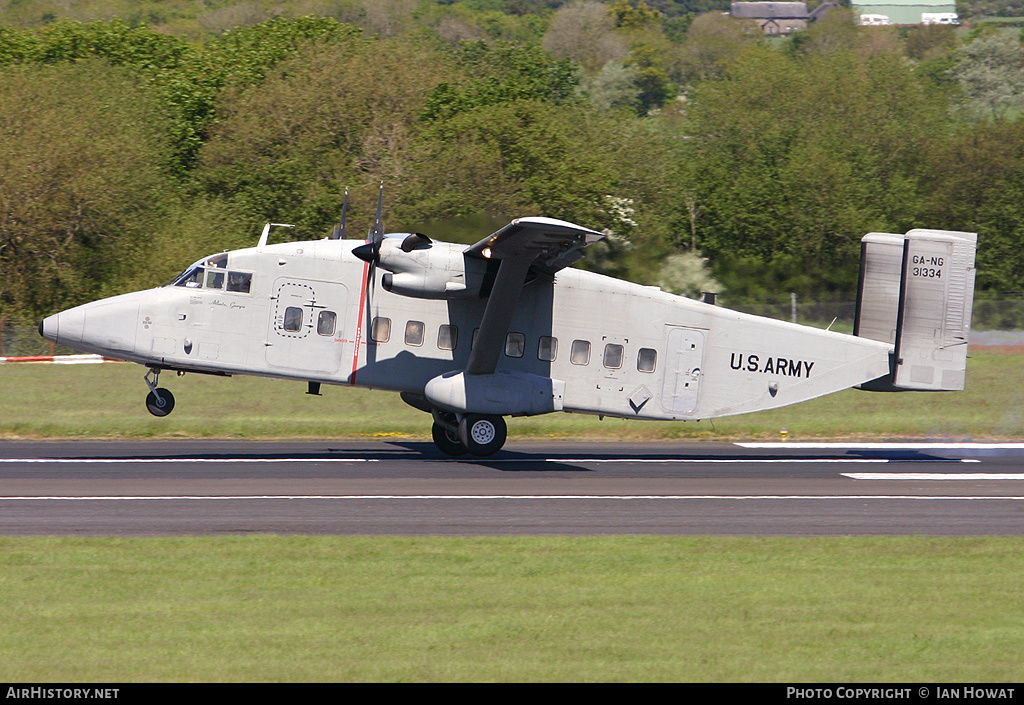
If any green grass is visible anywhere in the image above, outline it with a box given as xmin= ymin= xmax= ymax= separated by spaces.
xmin=2 ymin=358 xmax=1023 ymax=682
xmin=0 ymin=536 xmax=1022 ymax=682
xmin=1 ymin=349 xmax=1022 ymax=440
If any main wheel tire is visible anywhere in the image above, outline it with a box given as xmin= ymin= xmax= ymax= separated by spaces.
xmin=145 ymin=388 xmax=175 ymax=417
xmin=458 ymin=414 xmax=507 ymax=457
xmin=432 ymin=422 xmax=467 ymax=457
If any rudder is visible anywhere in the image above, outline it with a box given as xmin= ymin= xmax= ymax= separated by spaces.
xmin=855 ymin=229 xmax=977 ymax=391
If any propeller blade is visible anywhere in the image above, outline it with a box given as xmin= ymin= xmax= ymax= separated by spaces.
xmin=329 ymin=187 xmax=350 ymax=240
xmin=358 ymin=182 xmax=386 ymax=314
xmin=371 ymin=181 xmax=384 ymax=245
xmin=350 ymin=183 xmax=384 ymax=386
xmin=342 ymin=187 xmax=350 ymax=239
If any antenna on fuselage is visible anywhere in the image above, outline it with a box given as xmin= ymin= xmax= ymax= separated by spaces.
xmin=258 ymin=222 xmax=295 ymax=248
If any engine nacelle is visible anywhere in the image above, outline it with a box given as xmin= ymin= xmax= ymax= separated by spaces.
xmin=424 ymin=370 xmax=565 ymax=416
xmin=376 ymin=236 xmax=489 ymax=300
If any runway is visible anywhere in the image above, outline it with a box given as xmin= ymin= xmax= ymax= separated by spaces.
xmin=1 ymin=440 xmax=1022 ymax=536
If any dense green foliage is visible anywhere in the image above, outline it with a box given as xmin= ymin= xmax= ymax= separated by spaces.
xmin=0 ymin=61 xmax=178 ymax=313
xmin=961 ymin=0 xmax=1024 ymax=19
xmin=1 ymin=2 xmax=1024 ymax=321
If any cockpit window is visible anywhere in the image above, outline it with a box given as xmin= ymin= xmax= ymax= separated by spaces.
xmin=206 ymin=253 xmax=228 ymax=269
xmin=168 ymin=254 xmax=252 ymax=293
xmin=226 ymin=271 xmax=252 ymax=293
xmin=173 ymin=266 xmax=204 ymax=288
xmin=206 ymin=270 xmax=225 ymax=289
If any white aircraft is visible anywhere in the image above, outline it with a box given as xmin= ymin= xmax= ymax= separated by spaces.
xmin=39 ymin=189 xmax=977 ymax=457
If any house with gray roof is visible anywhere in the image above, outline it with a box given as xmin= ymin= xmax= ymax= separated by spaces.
xmin=730 ymin=2 xmax=837 ymax=34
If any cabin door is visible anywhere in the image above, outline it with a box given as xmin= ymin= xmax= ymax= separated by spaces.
xmin=660 ymin=326 xmax=705 ymax=415
xmin=266 ymin=278 xmax=349 ymax=374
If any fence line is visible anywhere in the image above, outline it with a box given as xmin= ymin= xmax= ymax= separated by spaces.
xmin=723 ymin=298 xmax=1024 ymax=333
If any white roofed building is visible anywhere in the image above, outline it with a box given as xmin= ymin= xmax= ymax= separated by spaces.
xmin=850 ymin=0 xmax=957 ymax=25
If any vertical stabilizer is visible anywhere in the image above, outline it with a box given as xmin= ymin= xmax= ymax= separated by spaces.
xmin=855 ymin=229 xmax=977 ymax=391
xmin=854 ymin=232 xmax=906 ymax=345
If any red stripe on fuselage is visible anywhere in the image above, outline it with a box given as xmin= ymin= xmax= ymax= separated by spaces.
xmin=349 ymin=259 xmax=370 ymax=385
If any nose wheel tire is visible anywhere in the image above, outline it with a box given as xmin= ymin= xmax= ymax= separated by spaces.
xmin=145 ymin=388 xmax=175 ymax=417
xmin=432 ymin=422 xmax=467 ymax=457
xmin=458 ymin=414 xmax=507 ymax=457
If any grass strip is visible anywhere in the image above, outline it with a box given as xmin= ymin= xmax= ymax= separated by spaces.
xmin=1 ymin=535 xmax=1022 ymax=682
xmin=1 ymin=349 xmax=1022 ymax=440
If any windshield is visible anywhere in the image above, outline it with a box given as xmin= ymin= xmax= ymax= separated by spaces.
xmin=167 ymin=254 xmax=252 ymax=293
xmin=170 ymin=265 xmax=204 ymax=288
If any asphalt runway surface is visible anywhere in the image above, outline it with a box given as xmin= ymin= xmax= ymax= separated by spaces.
xmin=1 ymin=440 xmax=1022 ymax=536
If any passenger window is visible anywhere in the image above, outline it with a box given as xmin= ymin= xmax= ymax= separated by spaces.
xmin=405 ymin=320 xmax=424 ymax=346
xmin=538 ymin=336 xmax=557 ymax=362
xmin=226 ymin=271 xmax=252 ymax=293
xmin=205 ymin=270 xmax=225 ymax=289
xmin=570 ymin=340 xmax=591 ymax=365
xmin=317 ymin=311 xmax=337 ymax=337
xmin=283 ymin=307 xmax=303 ymax=332
xmin=505 ymin=332 xmax=525 ymax=358
xmin=371 ymin=317 xmax=391 ymax=343
xmin=438 ymin=324 xmax=457 ymax=351
xmin=603 ymin=343 xmax=624 ymax=369
xmin=637 ymin=348 xmax=657 ymax=373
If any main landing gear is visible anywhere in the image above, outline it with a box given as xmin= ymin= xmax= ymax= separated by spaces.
xmin=431 ymin=411 xmax=507 ymax=457
xmin=144 ymin=368 xmax=175 ymax=417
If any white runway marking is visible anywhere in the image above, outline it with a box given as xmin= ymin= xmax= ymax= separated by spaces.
xmin=2 ymin=494 xmax=1022 ymax=501
xmin=843 ymin=473 xmax=1024 ymax=481
xmin=739 ymin=442 xmax=1024 ymax=450
xmin=0 ymin=457 xmax=978 ymax=464
xmin=0 ymin=458 xmax=380 ymax=464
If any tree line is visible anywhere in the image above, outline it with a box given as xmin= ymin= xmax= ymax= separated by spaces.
xmin=1 ymin=2 xmax=1024 ymax=323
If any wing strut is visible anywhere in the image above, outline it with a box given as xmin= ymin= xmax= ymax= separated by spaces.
xmin=465 ymin=254 xmax=533 ymax=376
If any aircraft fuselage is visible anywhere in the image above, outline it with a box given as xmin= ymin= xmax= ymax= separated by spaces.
xmin=41 ymin=237 xmax=894 ymax=423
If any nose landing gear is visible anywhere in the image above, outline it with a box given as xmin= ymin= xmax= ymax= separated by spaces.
xmin=144 ymin=368 xmax=175 ymax=417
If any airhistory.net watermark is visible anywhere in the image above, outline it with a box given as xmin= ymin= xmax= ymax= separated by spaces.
xmin=6 ymin=689 xmax=118 ymax=699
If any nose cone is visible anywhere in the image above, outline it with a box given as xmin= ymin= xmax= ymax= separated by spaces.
xmin=39 ymin=308 xmax=85 ymax=345
xmin=38 ymin=296 xmax=140 ymax=357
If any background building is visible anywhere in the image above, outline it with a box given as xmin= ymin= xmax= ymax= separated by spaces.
xmin=850 ymin=0 xmax=958 ymax=24
xmin=730 ymin=2 xmax=809 ymax=34
xmin=730 ymin=2 xmax=838 ymax=34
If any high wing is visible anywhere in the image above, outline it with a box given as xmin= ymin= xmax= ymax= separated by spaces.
xmin=463 ymin=217 xmax=605 ymax=375
xmin=465 ymin=216 xmax=605 ymax=274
